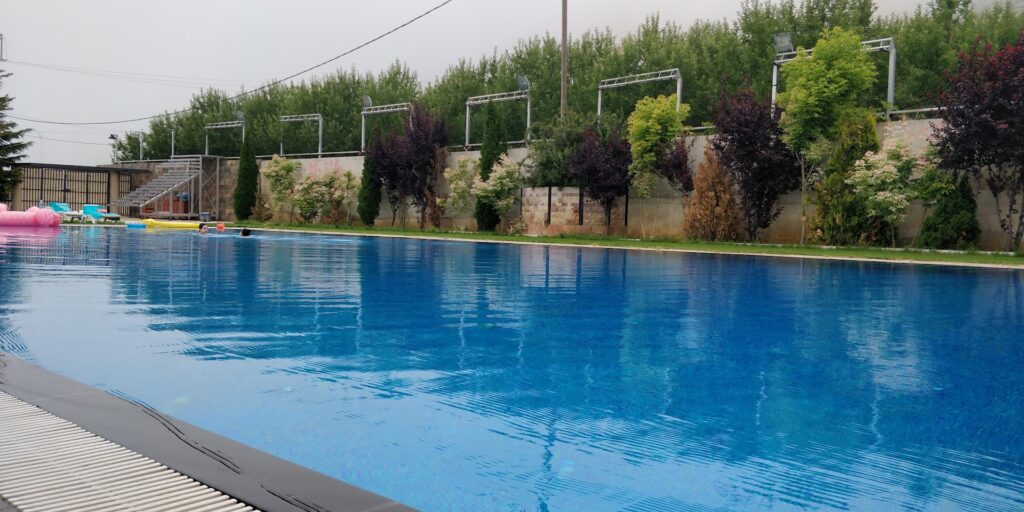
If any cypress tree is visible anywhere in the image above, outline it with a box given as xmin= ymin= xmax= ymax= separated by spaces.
xmin=357 ymin=136 xmax=382 ymax=226
xmin=474 ymin=103 xmax=505 ymax=231
xmin=917 ymin=176 xmax=981 ymax=250
xmin=233 ymin=133 xmax=258 ymax=220
xmin=0 ymin=70 xmax=31 ymax=201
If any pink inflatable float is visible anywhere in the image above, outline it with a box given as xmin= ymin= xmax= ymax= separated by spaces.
xmin=0 ymin=204 xmax=61 ymax=227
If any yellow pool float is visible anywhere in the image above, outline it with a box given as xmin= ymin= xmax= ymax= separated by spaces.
xmin=143 ymin=219 xmax=202 ymax=230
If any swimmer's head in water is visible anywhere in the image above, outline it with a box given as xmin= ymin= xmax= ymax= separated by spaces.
xmin=240 ymin=228 xmax=252 ymax=237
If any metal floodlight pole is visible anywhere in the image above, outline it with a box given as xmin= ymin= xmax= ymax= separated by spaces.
xmin=597 ymin=69 xmax=682 ymax=116
xmin=887 ymin=42 xmax=897 ymax=120
xmin=771 ymin=38 xmax=897 ymax=118
xmin=170 ymin=127 xmax=175 ymax=158
xmin=138 ymin=133 xmax=143 ymax=160
xmin=280 ymin=114 xmax=324 ymax=157
xmin=464 ymin=104 xmax=471 ymax=148
xmin=464 ymin=89 xmax=531 ymax=147
xmin=360 ymin=103 xmax=412 ymax=152
xmin=560 ymin=0 xmax=568 ymax=119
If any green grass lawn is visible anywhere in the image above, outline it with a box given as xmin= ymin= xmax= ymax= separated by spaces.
xmin=232 ymin=221 xmax=1024 ymax=267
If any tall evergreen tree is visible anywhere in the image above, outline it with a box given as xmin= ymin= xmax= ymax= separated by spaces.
xmin=233 ymin=132 xmax=258 ymax=220
xmin=357 ymin=134 xmax=383 ymax=226
xmin=0 ymin=70 xmax=32 ymax=201
xmin=474 ymin=103 xmax=505 ymax=231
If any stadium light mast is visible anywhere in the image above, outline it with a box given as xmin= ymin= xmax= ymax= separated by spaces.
xmin=560 ymin=0 xmax=568 ymax=119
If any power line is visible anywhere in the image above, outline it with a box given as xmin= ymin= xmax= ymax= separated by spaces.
xmin=30 ymin=134 xmax=111 ymax=146
xmin=5 ymin=60 xmax=246 ymax=90
xmin=4 ymin=59 xmax=247 ymax=84
xmin=8 ymin=0 xmax=455 ymax=127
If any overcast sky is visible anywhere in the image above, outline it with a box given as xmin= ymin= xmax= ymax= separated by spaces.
xmin=0 ymin=0 xmax=998 ymax=165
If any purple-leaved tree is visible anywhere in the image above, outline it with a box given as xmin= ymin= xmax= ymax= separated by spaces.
xmin=933 ymin=33 xmax=1024 ymax=251
xmin=567 ymin=128 xmax=632 ymax=233
xmin=712 ymin=88 xmax=801 ymax=241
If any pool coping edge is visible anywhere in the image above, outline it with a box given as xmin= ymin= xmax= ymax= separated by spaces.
xmin=0 ymin=353 xmax=417 ymax=512
xmin=236 ymin=226 xmax=1024 ymax=270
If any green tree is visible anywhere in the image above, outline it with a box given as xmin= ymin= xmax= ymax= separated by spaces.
xmin=627 ymin=94 xmax=689 ymax=238
xmin=778 ymin=27 xmax=878 ymax=244
xmin=442 ymin=157 xmax=479 ymax=217
xmin=474 ymin=103 xmax=505 ymax=231
xmin=0 ymin=70 xmax=32 ymax=200
xmin=810 ymin=110 xmax=881 ymax=245
xmin=525 ymin=112 xmax=590 ymax=187
xmin=357 ymin=135 xmax=383 ymax=226
xmin=232 ymin=134 xmax=258 ymax=220
xmin=916 ymin=175 xmax=980 ymax=249
xmin=112 ymin=2 xmax=1024 ymax=165
xmin=626 ymin=94 xmax=689 ymax=197
xmin=262 ymin=155 xmax=300 ymax=222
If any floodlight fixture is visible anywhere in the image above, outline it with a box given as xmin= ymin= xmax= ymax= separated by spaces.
xmin=517 ymin=75 xmax=531 ymax=92
xmin=774 ymin=33 xmax=793 ymax=54
xmin=597 ymin=68 xmax=682 ymax=116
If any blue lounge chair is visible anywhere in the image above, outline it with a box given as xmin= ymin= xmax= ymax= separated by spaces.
xmin=49 ymin=202 xmax=84 ymax=222
xmin=82 ymin=204 xmax=121 ymax=223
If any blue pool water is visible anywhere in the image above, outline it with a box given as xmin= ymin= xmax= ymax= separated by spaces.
xmin=0 ymin=227 xmax=1022 ymax=511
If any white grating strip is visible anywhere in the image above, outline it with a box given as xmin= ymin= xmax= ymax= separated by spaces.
xmin=0 ymin=391 xmax=258 ymax=512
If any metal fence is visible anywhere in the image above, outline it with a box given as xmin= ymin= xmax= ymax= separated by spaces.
xmin=10 ymin=163 xmax=139 ymax=211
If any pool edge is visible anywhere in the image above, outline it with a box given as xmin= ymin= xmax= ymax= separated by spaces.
xmin=0 ymin=353 xmax=417 ymax=512
xmin=233 ymin=226 xmax=1024 ymax=271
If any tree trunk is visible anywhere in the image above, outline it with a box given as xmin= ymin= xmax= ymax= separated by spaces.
xmin=799 ymin=159 xmax=807 ymax=245
xmin=911 ymin=206 xmax=929 ymax=248
xmin=605 ymin=202 xmax=612 ymax=236
xmin=639 ymin=197 xmax=646 ymax=239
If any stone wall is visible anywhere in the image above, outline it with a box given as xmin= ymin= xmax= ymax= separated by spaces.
xmin=521 ymin=119 xmax=1022 ymax=251
xmin=109 ymin=120 xmax=1021 ymax=250
xmin=259 ymin=147 xmax=529 ymax=230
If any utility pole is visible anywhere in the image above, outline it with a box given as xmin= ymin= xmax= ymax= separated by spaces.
xmin=0 ymin=34 xmax=6 ymax=61
xmin=560 ymin=0 xmax=568 ymax=119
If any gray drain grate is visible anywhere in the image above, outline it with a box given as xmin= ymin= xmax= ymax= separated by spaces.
xmin=0 ymin=391 xmax=258 ymax=512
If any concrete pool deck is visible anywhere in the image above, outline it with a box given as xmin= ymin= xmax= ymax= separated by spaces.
xmin=0 ymin=354 xmax=416 ymax=512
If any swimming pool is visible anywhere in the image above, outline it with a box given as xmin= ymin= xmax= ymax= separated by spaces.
xmin=0 ymin=226 xmax=1022 ymax=511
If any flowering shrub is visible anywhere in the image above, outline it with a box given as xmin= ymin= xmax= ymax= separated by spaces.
xmin=442 ymin=157 xmax=479 ymax=216
xmin=291 ymin=170 xmax=361 ymax=224
xmin=473 ymin=154 xmax=523 ymax=221
xmin=845 ymin=145 xmax=916 ymax=246
xmin=293 ymin=175 xmax=333 ymax=222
